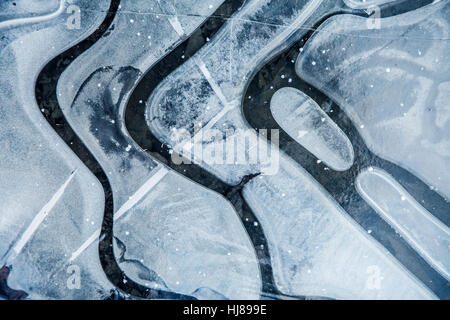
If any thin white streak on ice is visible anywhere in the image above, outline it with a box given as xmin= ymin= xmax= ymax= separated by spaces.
xmin=69 ymin=166 xmax=168 ymax=262
xmin=69 ymin=229 xmax=101 ymax=262
xmin=156 ymin=0 xmax=185 ymax=36
xmin=270 ymin=87 xmax=354 ymax=171
xmin=167 ymin=16 xmax=185 ymax=36
xmin=0 ymin=0 xmax=66 ymax=30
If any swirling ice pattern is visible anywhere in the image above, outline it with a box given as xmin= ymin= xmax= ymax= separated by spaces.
xmin=0 ymin=0 xmax=446 ymax=299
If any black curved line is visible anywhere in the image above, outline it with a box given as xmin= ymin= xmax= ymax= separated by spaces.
xmin=35 ymin=0 xmax=194 ymax=300
xmin=124 ymin=0 xmax=378 ymax=300
xmin=242 ymin=1 xmax=449 ymax=298
xmin=124 ymin=0 xmax=301 ymax=299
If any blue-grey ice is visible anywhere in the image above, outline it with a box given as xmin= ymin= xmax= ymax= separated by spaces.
xmin=0 ymin=0 xmax=62 ymax=24
xmin=0 ymin=0 xmax=113 ymax=299
xmin=356 ymin=167 xmax=450 ymax=281
xmin=343 ymin=0 xmax=397 ymax=9
xmin=147 ymin=0 xmax=437 ymax=299
xmin=57 ymin=0 xmax=261 ymax=299
xmin=147 ymin=0 xmax=328 ymax=185
xmin=295 ymin=1 xmax=450 ymax=200
xmin=270 ymin=87 xmax=354 ymax=171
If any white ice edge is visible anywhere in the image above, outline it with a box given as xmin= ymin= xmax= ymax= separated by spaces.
xmin=270 ymin=87 xmax=355 ymax=171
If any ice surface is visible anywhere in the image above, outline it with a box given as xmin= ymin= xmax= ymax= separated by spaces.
xmin=270 ymin=87 xmax=354 ymax=171
xmin=147 ymin=0 xmax=329 ymax=185
xmin=343 ymin=0 xmax=397 ymax=9
xmin=113 ymin=168 xmax=260 ymax=299
xmin=0 ymin=0 xmax=60 ymax=22
xmin=146 ymin=0 xmax=437 ymax=299
xmin=242 ymin=157 xmax=436 ymax=299
xmin=2 ymin=0 xmax=444 ymax=300
xmin=295 ymin=1 xmax=450 ymax=200
xmin=58 ymin=0 xmax=261 ymax=299
xmin=0 ymin=0 xmax=66 ymax=30
xmin=356 ymin=167 xmax=450 ymax=280
xmin=0 ymin=0 xmax=113 ymax=299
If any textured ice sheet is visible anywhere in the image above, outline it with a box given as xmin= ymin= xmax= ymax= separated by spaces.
xmin=343 ymin=0 xmax=398 ymax=9
xmin=113 ymin=168 xmax=260 ymax=299
xmin=147 ymin=0 xmax=328 ymax=185
xmin=243 ymin=157 xmax=437 ymax=299
xmin=0 ymin=0 xmax=60 ymax=22
xmin=295 ymin=1 xmax=450 ymax=200
xmin=270 ymin=87 xmax=354 ymax=171
xmin=356 ymin=168 xmax=450 ymax=281
xmin=146 ymin=0 xmax=436 ymax=299
xmin=58 ymin=0 xmax=261 ymax=299
xmin=0 ymin=0 xmax=113 ymax=299
xmin=0 ymin=0 xmax=67 ymax=30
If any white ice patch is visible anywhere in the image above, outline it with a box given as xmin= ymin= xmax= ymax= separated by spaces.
xmin=113 ymin=170 xmax=261 ymax=299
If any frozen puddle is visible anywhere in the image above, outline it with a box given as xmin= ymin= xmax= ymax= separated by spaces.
xmin=295 ymin=1 xmax=450 ymax=200
xmin=270 ymin=87 xmax=354 ymax=171
xmin=112 ymin=167 xmax=260 ymax=299
xmin=146 ymin=0 xmax=438 ymax=299
xmin=58 ymin=0 xmax=261 ymax=299
xmin=243 ymin=157 xmax=436 ymax=299
xmin=0 ymin=0 xmax=62 ymax=25
xmin=0 ymin=0 xmax=113 ymax=299
xmin=356 ymin=168 xmax=450 ymax=281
